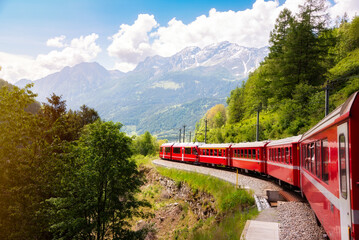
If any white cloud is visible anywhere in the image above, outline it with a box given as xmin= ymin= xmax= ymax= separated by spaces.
xmin=107 ymin=14 xmax=158 ymax=64
xmin=0 ymin=33 xmax=101 ymax=83
xmin=46 ymin=35 xmax=67 ymax=48
xmin=107 ymin=0 xmax=303 ymax=72
xmin=329 ymin=0 xmax=359 ymax=20
xmin=108 ymin=0 xmax=359 ymax=73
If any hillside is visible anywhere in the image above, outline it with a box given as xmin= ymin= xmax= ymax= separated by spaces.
xmin=15 ymin=42 xmax=268 ymax=140
xmin=195 ymin=11 xmax=359 ymax=143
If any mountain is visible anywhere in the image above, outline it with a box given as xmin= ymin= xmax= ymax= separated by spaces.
xmin=15 ymin=42 xmax=268 ymax=140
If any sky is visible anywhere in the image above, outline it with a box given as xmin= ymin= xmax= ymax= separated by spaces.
xmin=0 ymin=0 xmax=358 ymax=83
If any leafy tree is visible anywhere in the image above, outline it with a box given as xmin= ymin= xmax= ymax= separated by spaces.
xmin=0 ymin=85 xmax=52 ymax=239
xmin=204 ymin=104 xmax=226 ymax=128
xmin=133 ymin=131 xmax=158 ymax=156
xmin=49 ymin=121 xmax=149 ymax=240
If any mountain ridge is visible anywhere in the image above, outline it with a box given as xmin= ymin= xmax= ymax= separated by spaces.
xmin=15 ymin=42 xmax=268 ymax=140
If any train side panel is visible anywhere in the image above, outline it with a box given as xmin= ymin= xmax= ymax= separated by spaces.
xmin=349 ymin=95 xmax=359 ymax=239
xmin=231 ymin=147 xmax=265 ymax=173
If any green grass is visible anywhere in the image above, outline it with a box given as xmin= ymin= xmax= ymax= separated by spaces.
xmin=131 ymin=155 xmax=258 ymax=239
xmin=131 ymin=154 xmax=158 ymax=167
xmin=190 ymin=208 xmax=258 ymax=240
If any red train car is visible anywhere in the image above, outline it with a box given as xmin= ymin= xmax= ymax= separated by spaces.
xmin=159 ymin=142 xmax=174 ymax=160
xmin=300 ymin=92 xmax=359 ymax=240
xmin=266 ymin=136 xmax=301 ymax=187
xmin=198 ymin=144 xmax=231 ymax=166
xmin=230 ymin=141 xmax=268 ymax=173
xmin=170 ymin=143 xmax=201 ymax=162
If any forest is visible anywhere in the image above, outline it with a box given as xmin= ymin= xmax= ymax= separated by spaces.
xmin=0 ymin=83 xmax=161 ymax=239
xmin=195 ymin=0 xmax=359 ymax=143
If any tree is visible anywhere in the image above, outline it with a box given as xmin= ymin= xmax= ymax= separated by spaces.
xmin=0 ymin=85 xmax=53 ymax=239
xmin=133 ymin=131 xmax=158 ymax=156
xmin=49 ymin=121 xmax=149 ymax=240
xmin=204 ymin=104 xmax=226 ymax=128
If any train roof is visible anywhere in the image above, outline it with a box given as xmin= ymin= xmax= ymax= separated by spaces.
xmin=199 ymin=143 xmax=232 ymax=148
xmin=231 ymin=141 xmax=268 ymax=148
xmin=160 ymin=142 xmax=175 ymax=147
xmin=172 ymin=142 xmax=204 ymax=147
xmin=302 ymin=91 xmax=359 ymax=140
xmin=267 ymin=135 xmax=302 ymax=147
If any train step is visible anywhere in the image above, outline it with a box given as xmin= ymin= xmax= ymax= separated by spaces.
xmin=278 ymin=190 xmax=303 ymax=202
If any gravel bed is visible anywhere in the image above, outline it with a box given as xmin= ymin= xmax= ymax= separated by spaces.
xmin=277 ymin=202 xmax=327 ymax=240
xmin=153 ymin=159 xmax=328 ymax=240
xmin=153 ymin=159 xmax=282 ymax=196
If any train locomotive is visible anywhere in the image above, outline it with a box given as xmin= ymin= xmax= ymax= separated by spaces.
xmin=159 ymin=91 xmax=359 ymax=240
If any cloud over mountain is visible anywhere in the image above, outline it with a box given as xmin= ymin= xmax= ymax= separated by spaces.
xmin=0 ymin=34 xmax=101 ymax=83
xmin=107 ymin=0 xmax=358 ymax=73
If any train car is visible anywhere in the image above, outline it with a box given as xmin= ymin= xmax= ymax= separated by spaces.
xmin=266 ymin=136 xmax=301 ymax=187
xmin=299 ymin=91 xmax=359 ymax=240
xmin=170 ymin=143 xmax=202 ymax=162
xmin=198 ymin=144 xmax=231 ymax=166
xmin=230 ymin=141 xmax=268 ymax=173
xmin=159 ymin=142 xmax=174 ymax=160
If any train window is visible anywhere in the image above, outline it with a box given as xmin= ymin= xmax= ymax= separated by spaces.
xmin=302 ymin=145 xmax=306 ymax=168
xmin=315 ymin=141 xmax=321 ymax=178
xmin=273 ymin=149 xmax=275 ymax=161
xmin=257 ymin=149 xmax=260 ymax=159
xmin=322 ymin=139 xmax=329 ymax=183
xmin=269 ymin=149 xmax=272 ymax=161
xmin=214 ymin=149 xmax=217 ymax=156
xmin=306 ymin=144 xmax=310 ymax=170
xmin=240 ymin=150 xmax=243 ymax=157
xmin=253 ymin=149 xmax=256 ymax=159
xmin=219 ymin=149 xmax=222 ymax=156
xmin=280 ymin=148 xmax=285 ymax=163
xmin=165 ymin=147 xmax=170 ymax=153
xmin=248 ymin=149 xmax=252 ymax=158
xmin=234 ymin=149 xmax=237 ymax=157
xmin=244 ymin=149 xmax=247 ymax=158
xmin=310 ymin=143 xmax=315 ymax=174
xmin=193 ymin=148 xmax=198 ymax=155
xmin=339 ymin=134 xmax=347 ymax=199
xmin=173 ymin=148 xmax=180 ymax=154
xmin=289 ymin=147 xmax=292 ymax=164
xmin=185 ymin=148 xmax=191 ymax=155
xmin=278 ymin=148 xmax=281 ymax=162
xmin=285 ymin=147 xmax=289 ymax=164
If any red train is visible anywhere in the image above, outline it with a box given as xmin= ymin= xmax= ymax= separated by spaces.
xmin=159 ymin=91 xmax=359 ymax=240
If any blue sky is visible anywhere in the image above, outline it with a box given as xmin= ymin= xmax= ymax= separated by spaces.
xmin=0 ymin=0 xmax=357 ymax=83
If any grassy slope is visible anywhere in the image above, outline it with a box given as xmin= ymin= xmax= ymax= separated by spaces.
xmin=133 ymin=155 xmax=258 ymax=240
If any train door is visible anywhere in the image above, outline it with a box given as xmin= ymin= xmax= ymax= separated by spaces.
xmin=182 ymin=147 xmax=184 ymax=161
xmin=338 ymin=122 xmax=352 ymax=240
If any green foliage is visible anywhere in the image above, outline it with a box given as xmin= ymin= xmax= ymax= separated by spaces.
xmin=132 ymin=131 xmax=159 ymax=156
xmin=190 ymin=208 xmax=258 ymax=240
xmin=0 ymin=85 xmax=47 ymax=239
xmin=196 ymin=1 xmax=359 ymax=142
xmin=48 ymin=121 xmax=150 ymax=240
xmin=157 ymin=167 xmax=254 ymax=212
xmin=156 ymin=167 xmax=256 ymax=240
